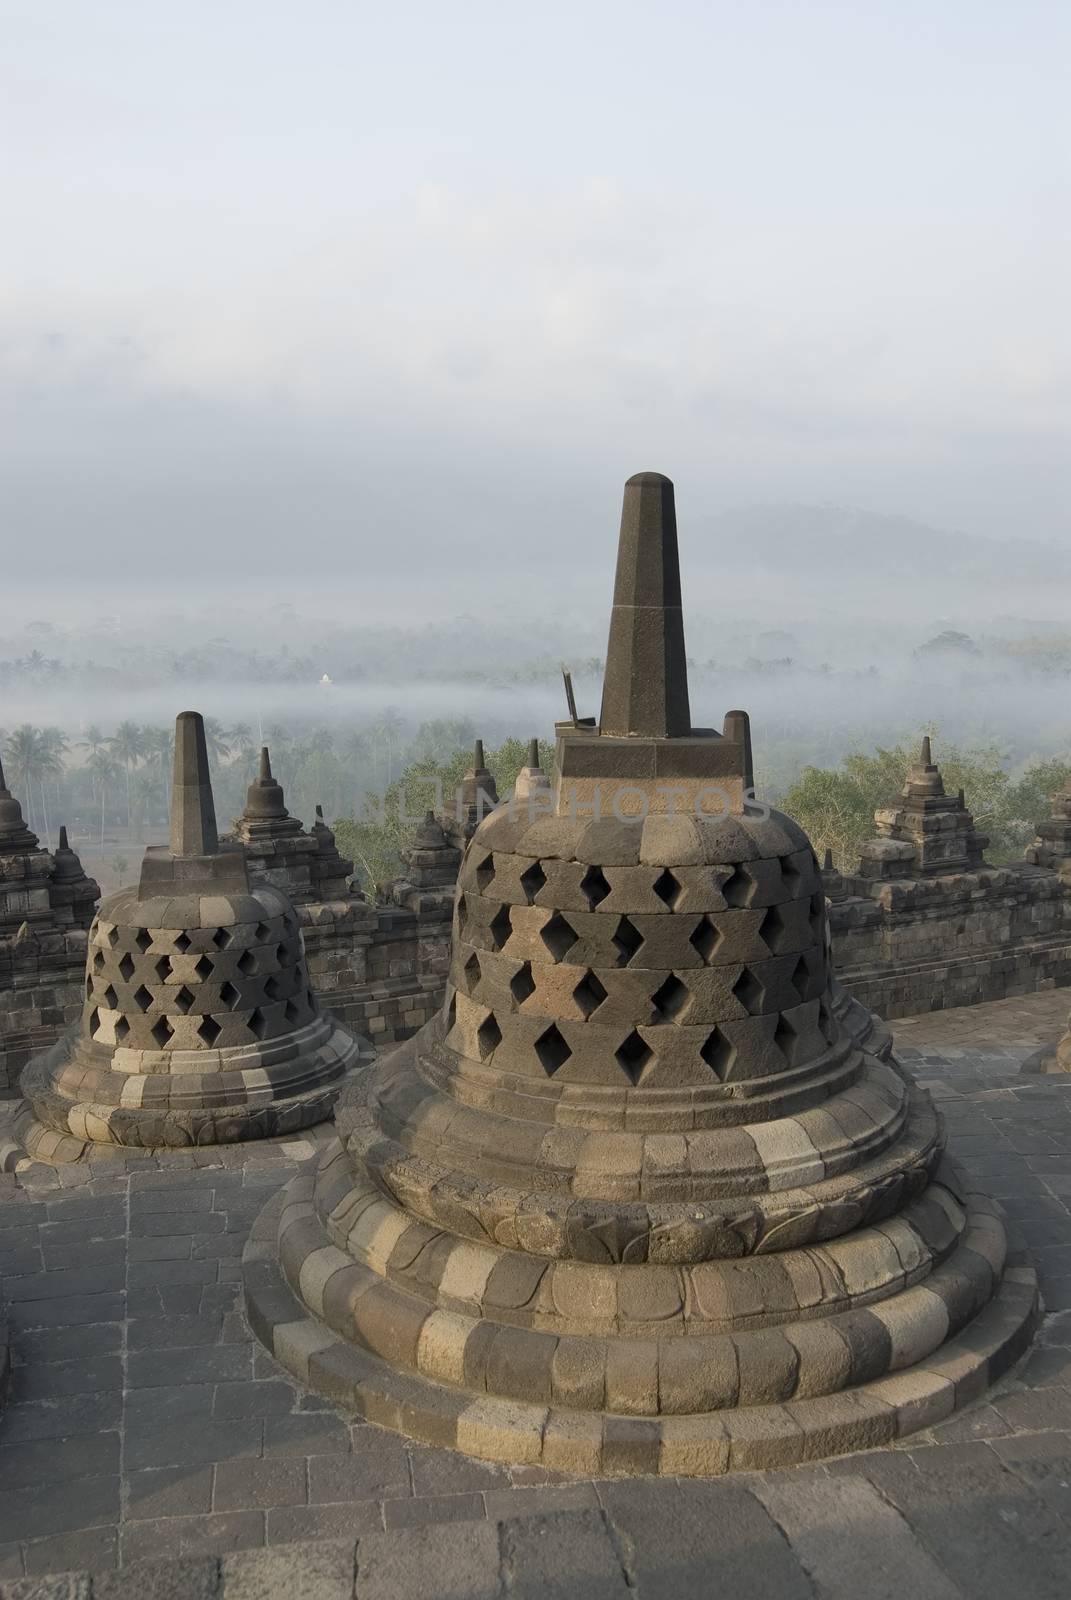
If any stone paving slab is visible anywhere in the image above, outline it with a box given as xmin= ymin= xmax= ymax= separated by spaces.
xmin=0 ymin=1016 xmax=1071 ymax=1592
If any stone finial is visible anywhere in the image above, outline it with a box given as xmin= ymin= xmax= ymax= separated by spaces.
xmin=599 ymin=471 xmax=691 ymax=739
xmin=722 ymin=710 xmax=754 ymax=792
xmin=920 ymin=735 xmax=932 ymax=767
xmin=513 ymin=738 xmax=551 ymax=807
xmin=243 ymin=746 xmax=289 ymax=821
xmin=460 ymin=741 xmax=499 ymax=810
xmin=52 ymin=823 xmax=85 ymax=883
xmin=169 ymin=712 xmax=218 ymax=857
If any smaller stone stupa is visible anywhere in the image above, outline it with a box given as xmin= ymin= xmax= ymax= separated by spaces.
xmin=442 ymin=740 xmax=500 ymax=850
xmin=1025 ymin=775 xmax=1071 ymax=874
xmin=228 ymin=749 xmax=357 ymax=905
xmin=0 ymin=758 xmax=98 ymax=937
xmin=17 ymin=713 xmax=360 ymax=1162
xmin=856 ymin=738 xmax=988 ymax=881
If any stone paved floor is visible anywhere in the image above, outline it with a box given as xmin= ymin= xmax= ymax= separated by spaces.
xmin=1 ymin=999 xmax=1071 ymax=1596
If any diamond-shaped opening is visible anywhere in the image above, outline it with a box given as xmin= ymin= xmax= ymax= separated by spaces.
xmin=446 ymin=992 xmax=458 ymax=1031
xmin=732 ymin=967 xmax=764 ymax=1015
xmin=154 ymin=956 xmax=171 ymax=982
xmin=248 ymin=1007 xmax=268 ymax=1041
xmin=275 ymin=943 xmax=288 ymax=967
xmin=616 ymin=1029 xmax=653 ymax=1084
xmin=573 ymin=969 xmax=608 ymax=1018
xmin=463 ymin=952 xmax=482 ymax=993
xmin=84 ymin=976 xmax=93 ymax=999
xmin=809 ymin=892 xmax=826 ymax=935
xmin=612 ymin=916 xmax=644 ymax=966
xmin=700 ymin=1027 xmax=734 ymax=1079
xmin=197 ymin=1015 xmax=222 ymax=1046
xmin=92 ymin=950 xmax=105 ymax=974
xmin=88 ymin=1007 xmax=101 ymax=1038
xmin=510 ymin=962 xmax=536 ymax=1005
xmin=284 ymin=999 xmax=300 ymax=1025
xmin=264 ymin=975 xmax=285 ymax=1001
xmin=220 ymin=980 xmax=240 ymax=1008
xmin=134 ymin=927 xmax=153 ymax=953
xmin=172 ymin=985 xmax=195 ymax=1014
xmin=652 ymin=868 xmax=683 ymax=909
xmin=132 ymin=984 xmax=153 ymax=1013
xmin=540 ymin=911 xmax=577 ymax=962
xmin=103 ymin=983 xmax=118 ymax=1009
xmin=118 ymin=952 xmax=135 ymax=982
xmin=780 ymin=855 xmax=803 ymax=897
xmin=305 ymin=988 xmax=315 ymax=1009
xmin=150 ymin=1016 xmax=174 ymax=1049
xmin=114 ymin=1016 xmax=130 ymax=1043
xmin=212 ymin=927 xmax=231 ymax=950
xmin=652 ymin=973 xmax=690 ymax=1020
xmin=722 ymin=864 xmax=755 ymax=907
xmin=689 ymin=917 xmax=719 ymax=963
xmin=106 ymin=925 xmax=119 ymax=947
xmin=237 ymin=949 xmax=257 ymax=976
xmin=520 ymin=859 xmax=547 ymax=905
xmin=476 ymin=1011 xmax=502 ymax=1059
xmin=759 ymin=904 xmax=789 ymax=954
xmin=254 ymin=922 xmax=271 ymax=943
xmin=490 ymin=905 xmax=514 ymax=952
xmin=534 ymin=1023 xmax=571 ymax=1076
xmin=194 ymin=955 xmax=213 ymax=981
xmin=473 ymin=852 xmax=495 ymax=894
xmin=457 ymin=895 xmax=470 ymax=938
xmin=580 ymin=865 xmax=611 ymax=909
xmin=774 ymin=1013 xmax=801 ymax=1065
xmin=791 ymin=954 xmax=812 ymax=1002
xmin=173 ymin=931 xmax=192 ymax=954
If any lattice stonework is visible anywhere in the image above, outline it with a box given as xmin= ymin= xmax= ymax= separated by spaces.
xmin=440 ymin=845 xmax=828 ymax=1090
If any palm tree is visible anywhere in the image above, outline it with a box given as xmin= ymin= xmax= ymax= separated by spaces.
xmin=201 ymin=718 xmax=231 ymax=767
xmin=79 ymin=725 xmax=107 ymax=757
xmin=142 ymin=725 xmax=174 ymax=815
xmin=380 ymin=707 xmax=404 ymax=785
xmin=85 ymin=749 xmax=120 ymax=852
xmin=5 ymin=725 xmax=43 ymax=833
xmin=109 ymin=721 xmax=146 ymax=827
xmin=36 ymin=728 xmax=68 ymax=845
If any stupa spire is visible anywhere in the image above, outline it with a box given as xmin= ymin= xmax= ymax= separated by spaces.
xmin=169 ymin=711 xmax=218 ymax=857
xmin=599 ymin=471 xmax=691 ymax=739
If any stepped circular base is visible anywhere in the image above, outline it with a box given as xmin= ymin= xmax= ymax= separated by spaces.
xmin=243 ymin=1170 xmax=1040 ymax=1476
xmin=17 ymin=1021 xmax=369 ymax=1163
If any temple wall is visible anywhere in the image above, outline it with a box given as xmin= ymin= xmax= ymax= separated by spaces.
xmin=830 ymin=863 xmax=1071 ymax=1018
xmin=0 ymin=933 xmax=87 ymax=1096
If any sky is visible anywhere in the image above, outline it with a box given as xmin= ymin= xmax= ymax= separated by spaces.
xmin=3 ymin=1 xmax=1071 ymax=617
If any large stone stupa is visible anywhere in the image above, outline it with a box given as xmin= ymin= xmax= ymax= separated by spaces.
xmin=244 ymin=474 xmax=1037 ymax=1475
xmin=17 ymin=712 xmax=360 ymax=1162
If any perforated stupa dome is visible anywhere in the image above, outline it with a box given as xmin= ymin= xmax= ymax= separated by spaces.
xmin=18 ymin=712 xmax=359 ymax=1162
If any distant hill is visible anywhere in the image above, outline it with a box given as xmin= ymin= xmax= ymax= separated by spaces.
xmin=695 ymin=505 xmax=1071 ymax=583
